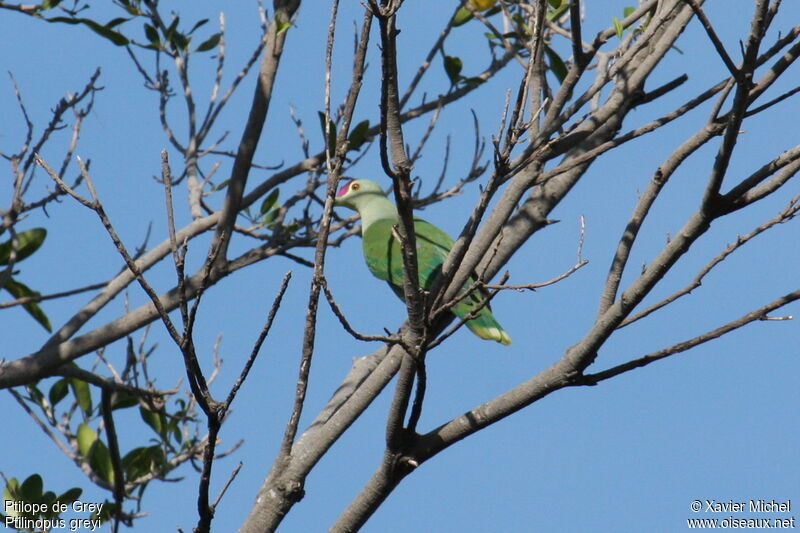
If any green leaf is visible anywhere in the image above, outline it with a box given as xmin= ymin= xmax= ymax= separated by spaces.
xmin=77 ymin=423 xmax=98 ymax=456
xmin=171 ymin=422 xmax=183 ymax=444
xmin=105 ymin=17 xmax=129 ymax=30
xmin=42 ymin=0 xmax=63 ymax=9
xmin=123 ymin=446 xmax=157 ymax=479
xmin=55 ymin=487 xmax=83 ymax=507
xmin=123 ymin=445 xmax=167 ymax=480
xmin=347 ymin=120 xmax=371 ymax=151
xmin=3 ymin=479 xmax=21 ymax=517
xmin=20 ymin=474 xmax=44 ymax=502
xmin=69 ymin=378 xmax=92 ymax=415
xmin=443 ymin=55 xmax=463 ymax=86
xmin=122 ymin=447 xmax=148 ymax=479
xmin=140 ymin=406 xmax=165 ymax=437
xmin=89 ymin=440 xmax=114 ymax=484
xmin=3 ymin=480 xmax=19 ymax=498
xmin=41 ymin=489 xmax=57 ymax=506
xmin=49 ymin=378 xmax=70 ymax=407
xmin=262 ymin=209 xmax=279 ymax=227
xmin=613 ymin=16 xmax=624 ymax=39
xmin=453 ymin=6 xmax=473 ymax=26
xmin=170 ymin=31 xmax=189 ymax=51
xmin=76 ymin=425 xmax=115 ymax=484
xmin=110 ymin=390 xmax=138 ymax=410
xmin=2 ymin=278 xmax=52 ymax=332
xmin=317 ymin=111 xmax=337 ymax=153
xmin=144 ymin=23 xmax=160 ymax=45
xmin=195 ymin=32 xmax=221 ymax=52
xmin=211 ymin=178 xmax=230 ymax=192
xmin=623 ymin=6 xmax=636 ymax=17
xmin=259 ymin=188 xmax=280 ymax=216
xmin=545 ymin=45 xmax=567 ymax=83
xmin=547 ymin=0 xmax=570 ymax=21
xmin=165 ymin=15 xmax=180 ymax=40
xmin=48 ymin=17 xmax=130 ymax=46
xmin=93 ymin=500 xmax=116 ymax=523
xmin=188 ymin=18 xmax=209 ymax=35
xmin=121 ymin=4 xmax=142 ymax=16
xmin=0 ymin=228 xmax=47 ymax=265
xmin=277 ymin=21 xmax=292 ymax=34
xmin=4 ymin=477 xmax=20 ymax=495
xmin=462 ymin=76 xmax=486 ymax=88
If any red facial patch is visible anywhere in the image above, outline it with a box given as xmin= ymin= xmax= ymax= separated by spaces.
xmin=337 ymin=179 xmax=353 ymax=197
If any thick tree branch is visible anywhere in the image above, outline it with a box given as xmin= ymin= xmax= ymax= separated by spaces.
xmin=597 ymin=120 xmax=726 ymax=316
xmin=699 ymin=0 xmax=769 ymax=208
xmin=212 ymin=0 xmax=300 ymax=265
xmin=366 ymin=5 xmax=429 ymax=516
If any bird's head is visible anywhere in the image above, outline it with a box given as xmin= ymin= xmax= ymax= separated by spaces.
xmin=334 ymin=178 xmax=386 ymax=211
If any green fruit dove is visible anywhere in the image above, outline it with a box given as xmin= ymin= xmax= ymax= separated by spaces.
xmin=334 ymin=178 xmax=511 ymax=345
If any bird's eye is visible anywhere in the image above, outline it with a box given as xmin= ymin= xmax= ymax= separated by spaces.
xmin=351 ymin=183 xmax=360 ymax=191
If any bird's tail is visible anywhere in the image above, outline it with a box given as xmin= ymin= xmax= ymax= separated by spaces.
xmin=466 ymin=313 xmax=512 ymax=345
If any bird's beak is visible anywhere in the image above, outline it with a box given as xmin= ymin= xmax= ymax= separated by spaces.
xmin=336 ymin=180 xmax=352 ymax=198
xmin=334 ymin=179 xmax=353 ymax=206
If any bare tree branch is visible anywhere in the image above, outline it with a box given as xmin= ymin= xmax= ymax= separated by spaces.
xmin=620 ymin=192 xmax=800 ymax=327
xmin=583 ymin=289 xmax=800 ymax=384
xmin=212 ymin=0 xmax=301 ymax=265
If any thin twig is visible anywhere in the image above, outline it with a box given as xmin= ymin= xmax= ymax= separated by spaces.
xmin=486 ymin=215 xmax=587 ymax=292
xmin=683 ymin=0 xmax=740 ymax=77
xmin=484 ymin=262 xmax=589 ymax=292
xmin=210 ymin=462 xmax=243 ymax=512
xmin=222 ymin=271 xmax=292 ymax=412
xmin=55 ymin=364 xmax=173 ymax=400
xmin=8 ymin=388 xmax=76 ymax=460
xmin=211 ymin=0 xmax=300 ymax=265
xmin=36 ymin=155 xmax=186 ymax=348
xmin=322 ymin=280 xmax=401 ymax=345
xmin=277 ymin=0 xmax=370 ymax=465
xmin=583 ymin=289 xmax=800 ymax=384
xmin=162 ymin=151 xmax=190 ymax=330
xmin=619 ymin=194 xmax=800 ymax=327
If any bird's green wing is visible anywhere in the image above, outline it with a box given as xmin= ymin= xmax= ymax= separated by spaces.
xmin=362 ymin=218 xmax=400 ymax=285
xmin=361 ymin=217 xmax=511 ymax=345
xmin=361 ymin=218 xmax=449 ymax=280
xmin=412 ymin=218 xmax=452 ymax=291
xmin=413 ymin=219 xmax=511 ymax=345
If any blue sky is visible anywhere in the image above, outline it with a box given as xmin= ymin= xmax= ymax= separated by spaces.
xmin=2 ymin=1 xmax=798 ymax=532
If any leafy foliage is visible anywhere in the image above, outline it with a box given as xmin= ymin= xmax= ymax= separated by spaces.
xmin=1 ymin=228 xmax=51 ymax=331
xmin=1 ymin=474 xmax=82 ymax=523
xmin=0 ymin=228 xmax=46 ymax=265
